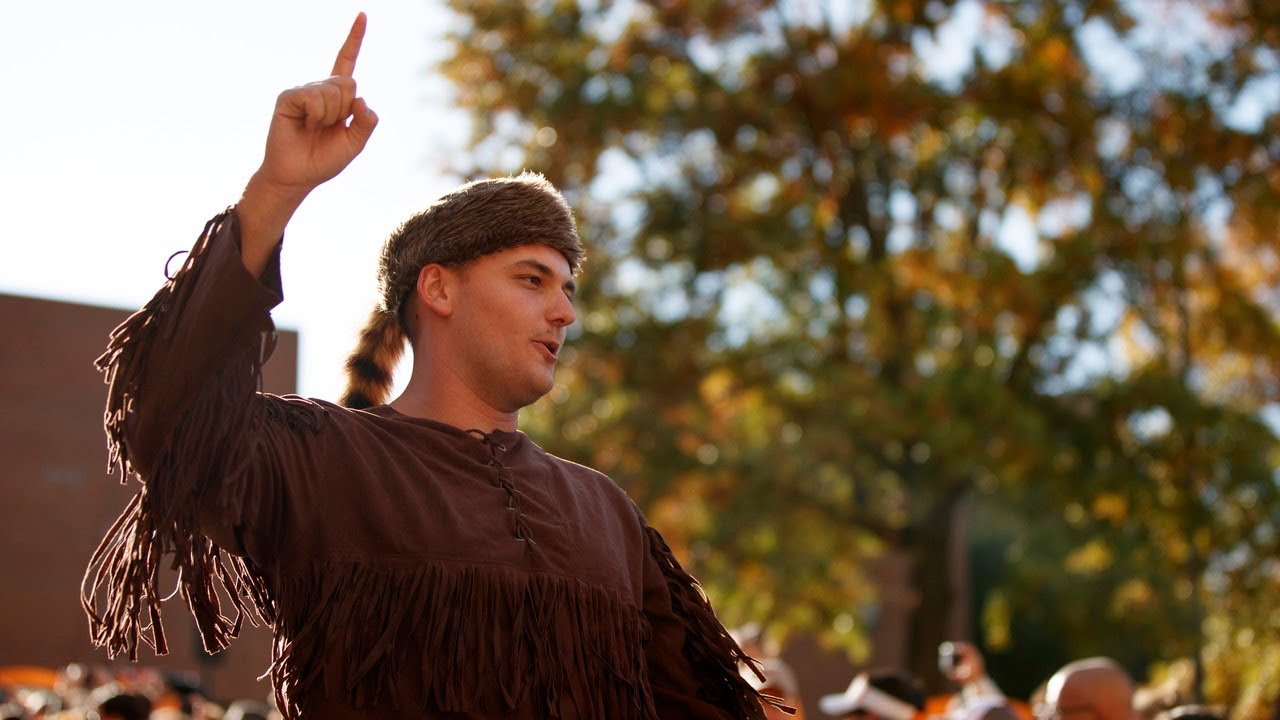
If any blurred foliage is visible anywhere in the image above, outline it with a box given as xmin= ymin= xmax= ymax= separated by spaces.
xmin=439 ymin=0 xmax=1280 ymax=715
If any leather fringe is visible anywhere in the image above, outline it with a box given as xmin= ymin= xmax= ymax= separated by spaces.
xmin=82 ymin=211 xmax=276 ymax=661
xmin=645 ymin=526 xmax=789 ymax=719
xmin=268 ymin=559 xmax=656 ymax=719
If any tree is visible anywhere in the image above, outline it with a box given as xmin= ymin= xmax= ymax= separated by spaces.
xmin=439 ymin=0 xmax=1280 ymax=711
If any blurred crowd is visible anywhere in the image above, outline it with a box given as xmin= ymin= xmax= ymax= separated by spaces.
xmin=0 ymin=643 xmax=1241 ymax=720
xmin=0 ymin=665 xmax=272 ymax=720
xmin=737 ymin=634 xmax=1234 ymax=720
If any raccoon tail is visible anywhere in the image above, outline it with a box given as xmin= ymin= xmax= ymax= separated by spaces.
xmin=340 ymin=307 xmax=406 ymax=409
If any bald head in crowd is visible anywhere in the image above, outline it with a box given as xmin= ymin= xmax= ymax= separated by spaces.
xmin=974 ymin=704 xmax=1021 ymax=720
xmin=1042 ymin=658 xmax=1134 ymax=720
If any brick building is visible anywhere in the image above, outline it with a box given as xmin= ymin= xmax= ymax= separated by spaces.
xmin=1 ymin=292 xmax=295 ymax=702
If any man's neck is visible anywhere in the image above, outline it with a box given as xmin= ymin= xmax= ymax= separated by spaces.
xmin=389 ymin=378 xmax=519 ymax=433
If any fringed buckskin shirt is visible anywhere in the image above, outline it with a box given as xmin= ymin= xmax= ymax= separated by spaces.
xmin=83 ymin=211 xmax=776 ymax=720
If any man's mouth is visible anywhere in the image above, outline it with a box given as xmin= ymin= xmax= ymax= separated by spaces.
xmin=537 ymin=339 xmax=561 ymax=359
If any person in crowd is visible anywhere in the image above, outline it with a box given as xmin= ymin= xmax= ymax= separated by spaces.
xmin=741 ymin=658 xmax=804 ymax=720
xmin=223 ymin=699 xmax=272 ymax=720
xmin=959 ymin=701 xmax=1021 ymax=720
xmin=733 ymin=625 xmax=806 ymax=719
xmin=937 ymin=641 xmax=1026 ymax=720
xmin=95 ymin=692 xmax=151 ymax=720
xmin=1037 ymin=658 xmax=1134 ymax=720
xmin=819 ymin=669 xmax=925 ymax=720
xmin=939 ymin=641 xmax=1007 ymax=711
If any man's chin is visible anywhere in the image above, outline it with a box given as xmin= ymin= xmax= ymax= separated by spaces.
xmin=507 ymin=378 xmax=555 ymax=411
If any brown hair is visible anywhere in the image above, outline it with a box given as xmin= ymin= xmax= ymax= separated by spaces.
xmin=339 ymin=172 xmax=584 ymax=409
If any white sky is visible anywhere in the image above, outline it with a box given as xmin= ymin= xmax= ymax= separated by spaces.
xmin=2 ymin=0 xmax=464 ymax=401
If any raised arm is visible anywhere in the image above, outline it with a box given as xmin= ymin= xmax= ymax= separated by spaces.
xmin=237 ymin=12 xmax=379 ymax=276
xmin=84 ymin=15 xmax=376 ymax=664
xmin=944 ymin=641 xmax=1006 ymax=707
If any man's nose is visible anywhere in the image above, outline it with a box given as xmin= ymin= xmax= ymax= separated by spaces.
xmin=549 ymin=291 xmax=576 ymax=327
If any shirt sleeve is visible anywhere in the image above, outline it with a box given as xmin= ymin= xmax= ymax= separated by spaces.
xmin=639 ymin=521 xmax=776 ymax=719
xmin=84 ymin=210 xmax=309 ymax=662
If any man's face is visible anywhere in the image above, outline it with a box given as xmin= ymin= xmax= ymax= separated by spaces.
xmin=446 ymin=243 xmax=577 ymax=412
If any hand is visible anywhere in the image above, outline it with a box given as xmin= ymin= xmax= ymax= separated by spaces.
xmin=237 ymin=13 xmax=379 ymax=275
xmin=254 ymin=12 xmax=379 ymax=198
xmin=949 ymin=641 xmax=987 ymax=683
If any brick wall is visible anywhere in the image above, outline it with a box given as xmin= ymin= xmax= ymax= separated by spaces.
xmin=0 ymin=293 xmax=297 ymax=704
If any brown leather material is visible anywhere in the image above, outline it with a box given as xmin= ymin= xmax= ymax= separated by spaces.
xmin=85 ymin=212 xmax=771 ymax=719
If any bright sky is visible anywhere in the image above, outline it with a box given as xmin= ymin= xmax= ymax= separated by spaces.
xmin=2 ymin=1 xmax=463 ymax=401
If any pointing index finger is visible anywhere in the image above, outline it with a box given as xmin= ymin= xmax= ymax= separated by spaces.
xmin=331 ymin=12 xmax=366 ymax=77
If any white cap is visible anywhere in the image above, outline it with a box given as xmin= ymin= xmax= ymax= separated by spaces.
xmin=819 ymin=674 xmax=919 ymax=720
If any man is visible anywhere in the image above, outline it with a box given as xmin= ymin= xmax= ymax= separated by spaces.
xmin=818 ymin=670 xmax=925 ymax=720
xmin=939 ymin=641 xmax=1008 ymax=714
xmin=82 ymin=14 xmax=773 ymax=720
xmin=1036 ymin=658 xmax=1134 ymax=720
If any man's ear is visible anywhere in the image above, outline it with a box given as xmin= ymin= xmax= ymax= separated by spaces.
xmin=416 ymin=264 xmax=455 ymax=317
